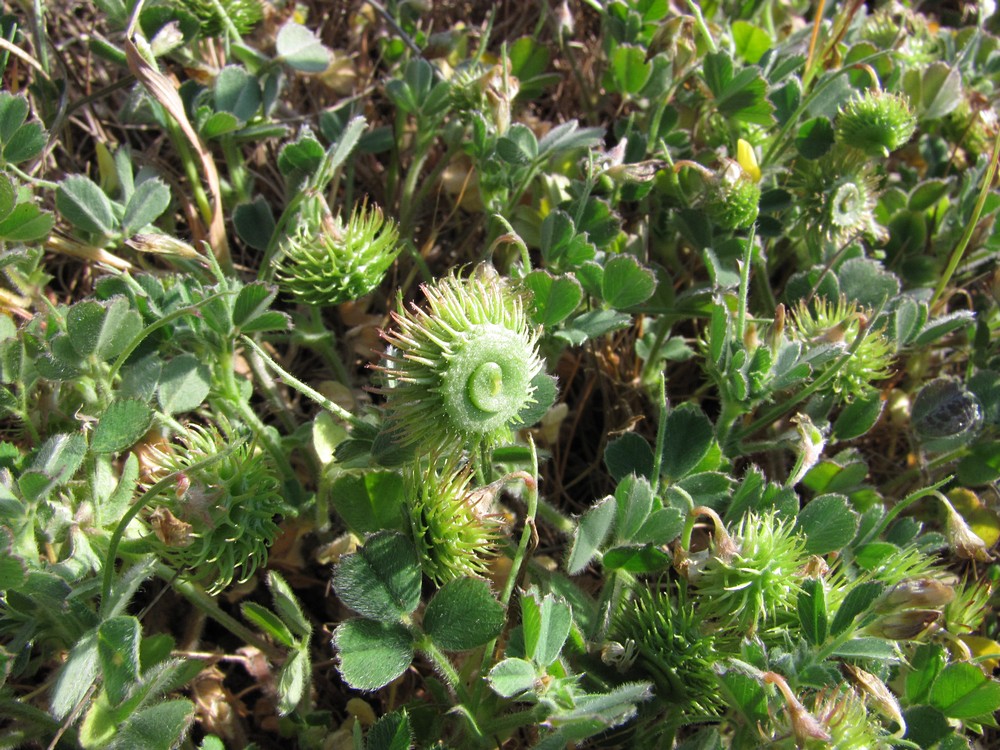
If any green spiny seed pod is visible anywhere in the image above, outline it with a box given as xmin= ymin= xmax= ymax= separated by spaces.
xmin=790 ymin=148 xmax=884 ymax=251
xmin=693 ymin=510 xmax=809 ymax=637
xmin=143 ymin=425 xmax=289 ymax=594
xmin=790 ymin=296 xmax=894 ymax=402
xmin=835 ymin=90 xmax=917 ymax=157
xmin=808 ymin=686 xmax=891 ymax=749
xmin=704 ymin=158 xmax=761 ymax=230
xmin=610 ymin=586 xmax=720 ymax=716
xmin=276 ymin=197 xmax=401 ymax=307
xmin=172 ymin=0 xmax=264 ymax=36
xmin=378 ymin=268 xmax=543 ymax=454
xmin=861 ymin=5 xmax=903 ymax=48
xmin=408 ymin=462 xmax=504 ymax=584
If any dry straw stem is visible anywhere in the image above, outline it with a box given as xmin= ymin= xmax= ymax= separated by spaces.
xmin=124 ymin=36 xmax=230 ymax=268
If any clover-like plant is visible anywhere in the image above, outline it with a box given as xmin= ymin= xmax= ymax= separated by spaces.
xmin=378 ymin=267 xmax=543 ymax=455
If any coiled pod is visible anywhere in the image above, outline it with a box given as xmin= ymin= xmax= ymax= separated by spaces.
xmin=276 ymin=197 xmax=401 ymax=307
xmin=143 ymin=425 xmax=289 ymax=594
xmin=790 ymin=147 xmax=884 ymax=251
xmin=835 ymin=89 xmax=917 ymax=157
xmin=408 ymin=461 xmax=505 ymax=584
xmin=378 ymin=268 xmax=543 ymax=455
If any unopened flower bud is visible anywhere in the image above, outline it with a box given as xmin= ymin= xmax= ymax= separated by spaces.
xmin=937 ymin=492 xmax=995 ymax=562
xmin=763 ymin=672 xmax=832 ymax=744
xmin=692 ymin=505 xmax=740 ymax=562
xmin=736 ymin=138 xmax=761 ymax=183
xmin=843 ymin=664 xmax=906 ymax=735
xmin=876 ymin=578 xmax=955 ymax=613
xmin=866 ymin=609 xmax=940 ymax=639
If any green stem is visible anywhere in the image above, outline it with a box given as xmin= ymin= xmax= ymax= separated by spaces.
xmin=108 ymin=291 xmax=230 ymax=382
xmin=678 ymin=494 xmax=700 ymax=551
xmin=714 ymin=400 xmax=748 ymax=458
xmin=303 ymin=306 xmax=352 ymax=385
xmin=215 ymin=344 xmax=298 ymax=486
xmin=398 ymin=137 xmax=436 ymax=237
xmin=257 ymin=189 xmax=313 ymax=281
xmin=6 ymin=163 xmax=59 ymax=190
xmin=243 ymin=344 xmax=300 ymax=434
xmin=651 ymin=373 xmax=667 ymax=487
xmin=31 ymin=0 xmax=50 ymax=73
xmin=815 ymin=612 xmax=875 ymax=661
xmin=478 ymin=704 xmax=547 ymax=739
xmin=417 ymin=636 xmax=473 ymax=705
xmin=594 ymin=569 xmax=634 ymax=642
xmin=227 ymin=387 xmax=298 ymax=483
xmin=754 ymin=245 xmax=777 ymax=313
xmin=856 ymin=476 xmax=952 ymax=548
xmin=164 ymin=116 xmax=213 ymax=227
xmin=221 ymin=135 xmax=251 ymax=204
xmin=535 ymin=496 xmax=575 ymax=536
xmin=489 ymin=215 xmax=531 ymax=274
xmin=409 ymin=137 xmax=462 ymax=216
xmin=206 ymin=0 xmax=244 ymax=43
xmin=498 ymin=446 xmax=539 ymax=610
xmin=684 ymin=0 xmax=718 ymax=53
xmin=241 ymin=335 xmax=366 ymax=428
xmin=473 ymin=447 xmax=540 ymax=703
xmin=162 ymin=564 xmax=283 ymax=661
xmin=932 ymin=130 xmax=1000 ymax=307
xmin=881 ymin=447 xmax=969 ymax=495
xmin=639 ymin=317 xmax=672 ymax=385
xmin=734 ymin=224 xmax=756 ymax=345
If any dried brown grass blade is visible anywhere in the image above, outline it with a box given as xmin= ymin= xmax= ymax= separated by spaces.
xmin=124 ymin=37 xmax=231 ymax=268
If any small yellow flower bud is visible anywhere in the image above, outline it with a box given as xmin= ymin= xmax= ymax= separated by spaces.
xmin=737 ymin=138 xmax=762 ymax=182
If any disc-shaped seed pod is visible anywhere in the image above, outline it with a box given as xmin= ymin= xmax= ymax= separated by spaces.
xmin=378 ymin=269 xmax=543 ymax=455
